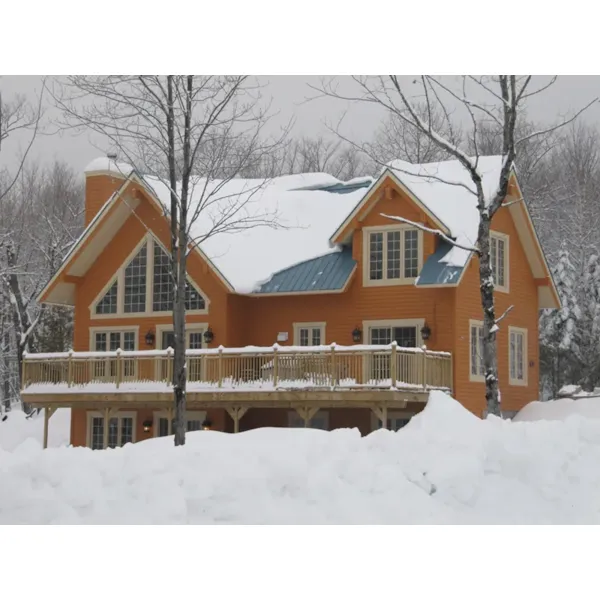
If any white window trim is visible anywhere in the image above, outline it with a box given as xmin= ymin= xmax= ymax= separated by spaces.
xmin=362 ymin=318 xmax=426 ymax=347
xmin=287 ymin=410 xmax=329 ymax=429
xmin=155 ymin=323 xmax=209 ymax=349
xmin=89 ymin=326 xmax=140 ymax=379
xmin=469 ymin=319 xmax=485 ymax=383
xmin=152 ymin=410 xmax=207 ymax=437
xmin=362 ymin=224 xmax=423 ymax=287
xmin=155 ymin=323 xmax=209 ymax=381
xmin=370 ymin=410 xmax=414 ymax=432
xmin=292 ymin=322 xmax=327 ymax=346
xmin=89 ymin=233 xmax=210 ymax=319
xmin=490 ymin=230 xmax=509 ymax=293
xmin=86 ymin=410 xmax=137 ymax=449
xmin=508 ymin=326 xmax=528 ymax=386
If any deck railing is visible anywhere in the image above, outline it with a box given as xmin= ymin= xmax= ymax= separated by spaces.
xmin=21 ymin=343 xmax=453 ymax=393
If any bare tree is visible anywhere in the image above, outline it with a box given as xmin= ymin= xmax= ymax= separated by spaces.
xmin=317 ymin=75 xmax=596 ymax=416
xmin=50 ymin=75 xmax=285 ymax=445
xmin=0 ymin=161 xmax=84 ymax=413
xmin=368 ymin=101 xmax=461 ymax=165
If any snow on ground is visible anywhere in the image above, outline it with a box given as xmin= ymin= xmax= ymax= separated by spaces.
xmin=514 ymin=395 xmax=600 ymax=422
xmin=4 ymin=392 xmax=600 ymax=524
xmin=0 ymin=408 xmax=71 ymax=452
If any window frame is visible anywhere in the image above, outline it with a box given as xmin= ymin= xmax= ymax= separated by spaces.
xmin=155 ymin=324 xmax=208 ymax=381
xmin=508 ymin=326 xmax=528 ymax=386
xmin=293 ymin=322 xmax=326 ymax=346
xmin=89 ymin=326 xmax=140 ymax=380
xmin=287 ymin=410 xmax=329 ymax=430
xmin=89 ymin=233 xmax=209 ymax=319
xmin=153 ymin=410 xmax=207 ymax=437
xmin=86 ymin=410 xmax=137 ymax=449
xmin=370 ymin=410 xmax=414 ymax=432
xmin=490 ymin=231 xmax=509 ymax=293
xmin=362 ymin=224 xmax=423 ymax=287
xmin=469 ymin=319 xmax=485 ymax=383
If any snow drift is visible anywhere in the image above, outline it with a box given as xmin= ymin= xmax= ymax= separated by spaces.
xmin=3 ymin=392 xmax=600 ymax=524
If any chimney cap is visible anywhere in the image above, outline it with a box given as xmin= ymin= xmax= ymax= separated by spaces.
xmin=107 ymin=151 xmax=118 ymax=160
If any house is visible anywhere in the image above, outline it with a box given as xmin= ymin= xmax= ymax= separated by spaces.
xmin=21 ymin=154 xmax=559 ymax=449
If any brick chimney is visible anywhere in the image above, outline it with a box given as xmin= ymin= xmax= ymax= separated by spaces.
xmin=84 ymin=155 xmax=131 ymax=226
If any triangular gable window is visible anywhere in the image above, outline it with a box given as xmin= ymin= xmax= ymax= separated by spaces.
xmin=95 ymin=281 xmax=118 ymax=314
xmin=92 ymin=236 xmax=207 ymax=316
xmin=152 ymin=242 xmax=206 ymax=312
xmin=124 ymin=243 xmax=147 ymax=313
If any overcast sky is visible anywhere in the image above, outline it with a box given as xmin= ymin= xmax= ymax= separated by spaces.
xmin=2 ymin=75 xmax=600 ymax=175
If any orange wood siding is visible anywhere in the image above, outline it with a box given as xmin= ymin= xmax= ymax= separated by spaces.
xmin=454 ymin=204 xmax=540 ymax=415
xmin=73 ymin=187 xmax=231 ymax=353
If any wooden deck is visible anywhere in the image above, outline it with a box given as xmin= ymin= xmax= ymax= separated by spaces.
xmin=21 ymin=343 xmax=453 ymax=411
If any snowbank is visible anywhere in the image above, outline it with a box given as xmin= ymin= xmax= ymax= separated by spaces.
xmin=514 ymin=396 xmax=600 ymax=422
xmin=0 ymin=408 xmax=71 ymax=452
xmin=3 ymin=392 xmax=600 ymax=524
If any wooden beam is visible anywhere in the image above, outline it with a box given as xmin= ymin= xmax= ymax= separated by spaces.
xmin=295 ymin=406 xmax=319 ymax=427
xmin=42 ymin=406 xmax=57 ymax=449
xmin=226 ymin=406 xmax=248 ymax=433
xmin=534 ymin=277 xmax=550 ymax=286
xmin=63 ymin=275 xmax=84 ymax=284
xmin=371 ymin=406 xmax=388 ymax=428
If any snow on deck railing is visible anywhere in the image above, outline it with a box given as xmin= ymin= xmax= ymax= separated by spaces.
xmin=23 ymin=342 xmax=451 ymax=361
xmin=21 ymin=343 xmax=453 ymax=393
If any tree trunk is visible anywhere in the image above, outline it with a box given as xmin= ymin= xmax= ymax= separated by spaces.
xmin=478 ymin=215 xmax=501 ymax=417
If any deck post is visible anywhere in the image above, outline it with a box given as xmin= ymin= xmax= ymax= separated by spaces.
xmin=67 ymin=350 xmax=73 ymax=388
xmin=167 ymin=407 xmax=174 ymax=435
xmin=218 ymin=346 xmax=223 ymax=388
xmin=42 ymin=406 xmax=57 ymax=449
xmin=226 ymin=406 xmax=248 ymax=433
xmin=422 ymin=346 xmax=427 ymax=389
xmin=296 ymin=406 xmax=318 ymax=428
xmin=103 ymin=407 xmax=110 ymax=449
xmin=273 ymin=344 xmax=279 ymax=387
xmin=371 ymin=406 xmax=387 ymax=429
xmin=115 ymin=349 xmax=122 ymax=389
xmin=330 ymin=343 xmax=337 ymax=387
xmin=390 ymin=342 xmax=397 ymax=388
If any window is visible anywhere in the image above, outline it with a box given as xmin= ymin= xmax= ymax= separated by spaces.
xmin=152 ymin=243 xmax=206 ymax=312
xmin=509 ymin=327 xmax=527 ymax=386
xmin=469 ymin=320 xmax=485 ymax=382
xmin=124 ymin=244 xmax=147 ymax=313
xmin=374 ymin=412 xmax=412 ymax=431
xmin=365 ymin=227 xmax=421 ymax=285
xmin=294 ymin=322 xmax=326 ymax=346
xmin=157 ymin=327 xmax=207 ymax=380
xmin=92 ymin=329 xmax=137 ymax=379
xmin=91 ymin=235 xmax=207 ymax=317
xmin=88 ymin=412 xmax=135 ymax=449
xmin=490 ymin=232 xmax=509 ymax=292
xmin=95 ymin=281 xmax=118 ymax=315
xmin=288 ymin=410 xmax=329 ymax=430
xmin=155 ymin=411 xmax=207 ymax=437
xmin=365 ymin=319 xmax=424 ymax=382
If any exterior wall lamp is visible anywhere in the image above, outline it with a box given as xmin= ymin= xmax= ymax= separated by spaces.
xmin=145 ymin=330 xmax=155 ymax=347
xmin=420 ymin=324 xmax=431 ymax=341
xmin=203 ymin=328 xmax=214 ymax=344
xmin=352 ymin=327 xmax=362 ymax=343
xmin=142 ymin=420 xmax=153 ymax=433
xmin=202 ymin=419 xmax=212 ymax=431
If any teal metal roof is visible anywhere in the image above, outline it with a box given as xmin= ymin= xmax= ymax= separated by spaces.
xmin=292 ymin=178 xmax=373 ymax=195
xmin=255 ymin=248 xmax=356 ymax=294
xmin=416 ymin=241 xmax=465 ymax=286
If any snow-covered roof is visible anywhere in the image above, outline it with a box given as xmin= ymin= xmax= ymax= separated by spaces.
xmin=84 ymin=156 xmax=135 ymax=177
xmin=387 ymin=156 xmax=505 ymax=267
xmin=142 ymin=173 xmax=371 ymax=293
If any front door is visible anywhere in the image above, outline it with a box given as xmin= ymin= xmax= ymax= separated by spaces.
xmin=160 ymin=330 xmax=204 ymax=381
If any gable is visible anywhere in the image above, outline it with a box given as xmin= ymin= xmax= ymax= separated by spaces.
xmin=89 ymin=233 xmax=210 ymax=318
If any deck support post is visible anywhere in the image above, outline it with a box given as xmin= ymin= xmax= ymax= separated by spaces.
xmin=295 ymin=406 xmax=319 ymax=428
xmin=167 ymin=407 xmax=174 ymax=435
xmin=371 ymin=406 xmax=388 ymax=430
xmin=42 ymin=406 xmax=57 ymax=449
xmin=226 ymin=406 xmax=248 ymax=433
